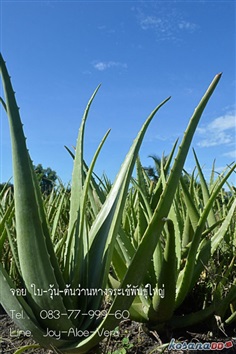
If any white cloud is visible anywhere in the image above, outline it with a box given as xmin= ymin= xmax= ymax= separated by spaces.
xmin=139 ymin=15 xmax=162 ymax=30
xmin=178 ymin=21 xmax=197 ymax=32
xmin=208 ymin=115 xmax=235 ymax=131
xmin=223 ymin=150 xmax=236 ymax=159
xmin=197 ymin=113 xmax=236 ymax=148
xmin=134 ymin=5 xmax=198 ymax=42
xmin=197 ymin=132 xmax=232 ymax=147
xmin=93 ymin=61 xmax=127 ymax=71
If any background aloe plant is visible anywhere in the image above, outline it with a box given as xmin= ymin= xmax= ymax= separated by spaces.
xmin=1 ymin=52 xmax=234 ymax=353
xmin=110 ymin=152 xmax=235 ymax=331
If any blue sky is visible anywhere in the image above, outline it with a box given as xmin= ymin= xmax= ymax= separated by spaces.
xmin=0 ymin=0 xmax=235 ymax=186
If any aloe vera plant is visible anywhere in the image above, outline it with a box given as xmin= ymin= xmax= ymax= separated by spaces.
xmin=0 ymin=52 xmax=229 ymax=353
xmin=0 ymin=53 xmax=169 ymax=353
xmin=110 ymin=152 xmax=236 ymax=331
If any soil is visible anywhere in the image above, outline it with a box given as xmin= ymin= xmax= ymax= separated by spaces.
xmin=1 ymin=309 xmax=235 ymax=354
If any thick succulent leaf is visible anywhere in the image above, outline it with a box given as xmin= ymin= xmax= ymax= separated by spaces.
xmin=148 ymin=219 xmax=177 ymax=324
xmin=71 ymin=129 xmax=111 ymax=290
xmin=0 ymin=54 xmax=75 ymax=330
xmin=193 ymin=149 xmax=216 ymax=227
xmin=112 ymin=226 xmax=136 ymax=279
xmin=180 ymin=176 xmax=200 ymax=231
xmin=64 ymin=85 xmax=101 ymax=281
xmin=182 ymin=213 xmax=194 ymax=248
xmin=168 ymin=200 xmax=181 ymax=269
xmin=51 ymin=190 xmax=68 ymax=242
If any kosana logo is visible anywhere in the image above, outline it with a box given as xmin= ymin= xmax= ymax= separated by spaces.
xmin=168 ymin=338 xmax=233 ymax=351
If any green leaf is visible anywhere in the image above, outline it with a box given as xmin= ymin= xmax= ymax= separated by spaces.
xmin=0 ymin=54 xmax=75 ymax=331
xmin=64 ymin=85 xmax=101 ymax=282
xmin=193 ymin=149 xmax=216 ymax=227
xmin=148 ymin=219 xmax=177 ymax=324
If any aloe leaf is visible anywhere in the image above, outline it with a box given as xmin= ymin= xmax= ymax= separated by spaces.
xmin=182 ymin=213 xmax=194 ymax=248
xmin=168 ymin=202 xmax=182 ymax=269
xmin=133 ymin=158 xmax=151 ymax=245
xmin=152 ymin=239 xmax=163 ymax=288
xmin=128 ymin=303 xmax=150 ymax=323
xmin=70 ymin=85 xmax=101 ymax=232
xmin=0 ymin=95 xmax=7 ymax=111
xmin=131 ymin=177 xmax=153 ymax=244
xmin=51 ymin=190 xmax=68 ymax=242
xmin=150 ymin=140 xmax=178 ymax=210
xmin=148 ymin=219 xmax=177 ymax=324
xmin=112 ymin=226 xmax=136 ymax=280
xmin=193 ymin=149 xmax=216 ymax=226
xmin=71 ymin=129 xmax=111 ymax=291
xmin=64 ymin=85 xmax=101 ymax=282
xmin=209 ymin=159 xmax=216 ymax=191
xmin=180 ymin=175 xmax=200 ymax=231
xmin=82 ymin=161 xmax=104 ymax=218
xmin=64 ymin=145 xmax=75 ymax=159
xmin=0 ymin=54 xmax=75 ymax=330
